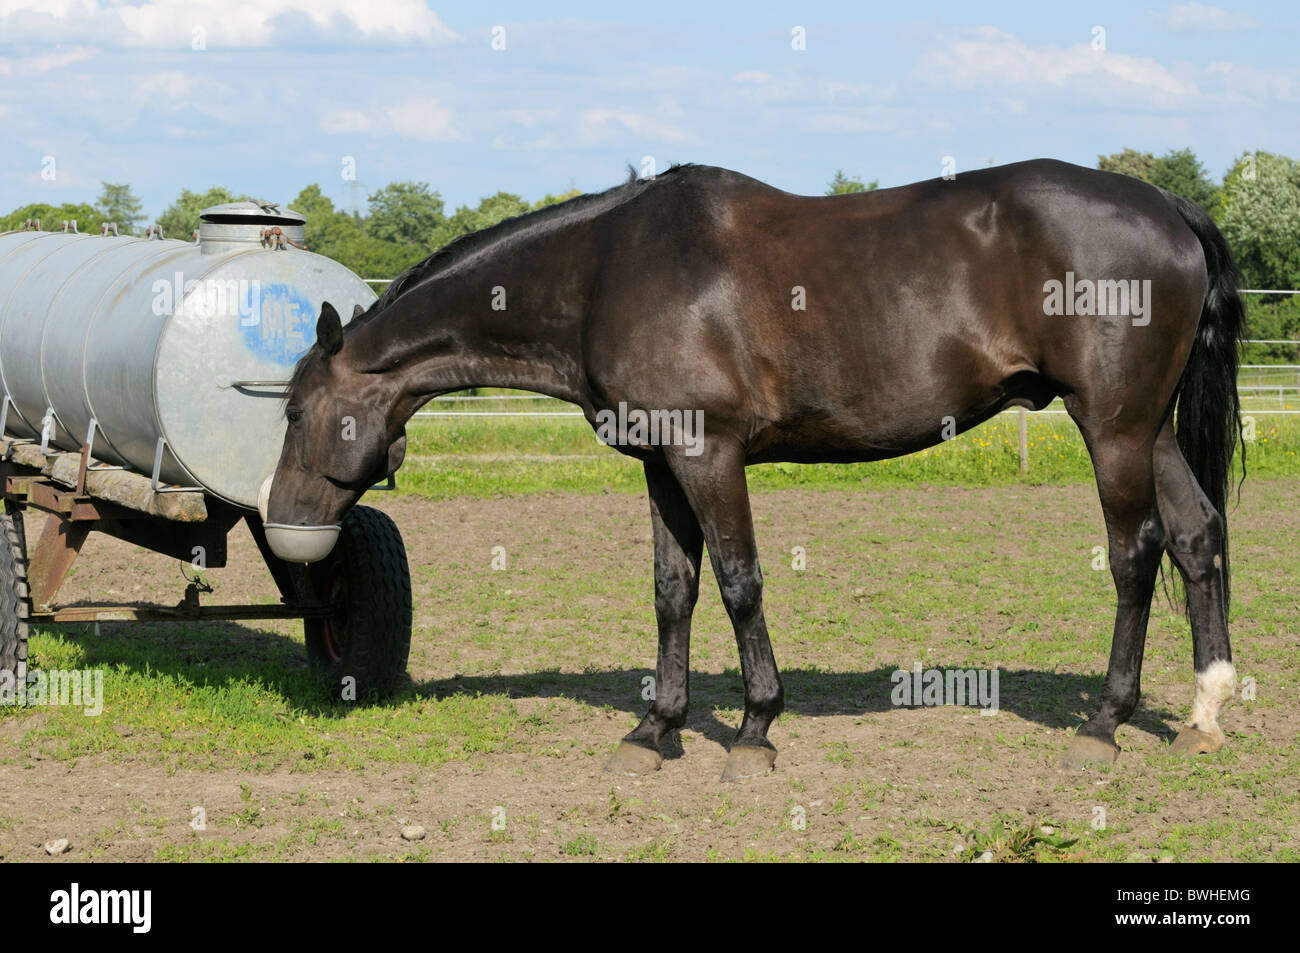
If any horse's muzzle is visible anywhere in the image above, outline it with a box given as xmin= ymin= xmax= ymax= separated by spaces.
xmin=257 ymin=475 xmax=340 ymax=563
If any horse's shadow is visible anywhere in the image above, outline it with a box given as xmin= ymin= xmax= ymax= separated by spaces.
xmin=423 ymin=666 xmax=1182 ymax=754
xmin=42 ymin=621 xmax=1182 ymax=750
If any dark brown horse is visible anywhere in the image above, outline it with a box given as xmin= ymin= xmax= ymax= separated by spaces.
xmin=260 ymin=159 xmax=1243 ymax=780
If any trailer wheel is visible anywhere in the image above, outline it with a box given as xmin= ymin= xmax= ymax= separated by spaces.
xmin=0 ymin=504 xmax=31 ymax=689
xmin=304 ymin=505 xmax=412 ymax=700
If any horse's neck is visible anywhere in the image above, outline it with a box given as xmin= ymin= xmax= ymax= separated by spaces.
xmin=345 ymin=238 xmax=592 ymax=419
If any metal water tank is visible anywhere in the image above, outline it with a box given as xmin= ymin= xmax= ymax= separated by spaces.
xmin=0 ymin=202 xmax=374 ymax=508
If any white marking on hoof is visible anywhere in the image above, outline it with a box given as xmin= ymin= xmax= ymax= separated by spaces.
xmin=1188 ymin=659 xmax=1235 ymax=744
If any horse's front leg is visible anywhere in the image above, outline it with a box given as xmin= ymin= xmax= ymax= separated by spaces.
xmin=605 ymin=461 xmax=703 ymax=776
xmin=665 ymin=441 xmax=784 ymax=782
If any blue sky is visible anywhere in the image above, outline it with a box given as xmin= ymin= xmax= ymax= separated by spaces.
xmin=1 ymin=1 xmax=1297 ymax=221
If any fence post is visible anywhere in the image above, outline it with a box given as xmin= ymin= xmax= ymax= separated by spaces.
xmin=1018 ymin=407 xmax=1028 ymax=475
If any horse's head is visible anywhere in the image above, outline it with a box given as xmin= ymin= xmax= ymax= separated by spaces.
xmin=258 ymin=301 xmax=407 ymax=562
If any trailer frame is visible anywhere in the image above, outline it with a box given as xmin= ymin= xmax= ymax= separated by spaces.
xmin=0 ymin=436 xmax=412 ymax=697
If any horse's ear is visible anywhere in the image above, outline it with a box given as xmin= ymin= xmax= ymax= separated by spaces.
xmin=316 ymin=302 xmax=343 ymax=357
xmin=352 ymin=304 xmax=364 ymax=319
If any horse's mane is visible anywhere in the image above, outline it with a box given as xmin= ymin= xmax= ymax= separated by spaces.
xmin=283 ymin=164 xmax=696 ymax=403
xmin=354 ymin=163 xmax=696 ymax=325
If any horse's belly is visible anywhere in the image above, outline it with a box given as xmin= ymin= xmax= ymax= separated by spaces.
xmin=746 ymin=368 xmax=1046 ymax=465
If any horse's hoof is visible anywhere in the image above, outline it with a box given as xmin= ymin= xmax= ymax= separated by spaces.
xmin=1061 ymin=735 xmax=1120 ymax=770
xmin=1170 ymin=726 xmax=1223 ymax=756
xmin=604 ymin=741 xmax=662 ymax=776
xmin=721 ymin=745 xmax=776 ymax=782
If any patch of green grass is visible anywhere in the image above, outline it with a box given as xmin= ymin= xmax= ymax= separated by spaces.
xmin=2 ymin=624 xmax=523 ymax=773
xmin=560 ymin=834 xmax=600 ymax=857
xmin=624 ymin=837 xmax=674 ymax=862
xmin=824 ymin=741 xmax=855 ymax=766
xmin=931 ymin=814 xmax=1081 ymax=863
xmin=154 ymin=837 xmax=277 ymax=862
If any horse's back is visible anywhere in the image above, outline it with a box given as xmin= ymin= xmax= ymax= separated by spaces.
xmin=584 ymin=160 xmax=1210 ymax=462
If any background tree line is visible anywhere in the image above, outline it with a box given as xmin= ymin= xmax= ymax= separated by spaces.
xmin=1093 ymin=147 xmax=1300 ymax=359
xmin=0 ymin=180 xmax=582 ymax=280
xmin=3 ymin=151 xmax=1298 ymax=357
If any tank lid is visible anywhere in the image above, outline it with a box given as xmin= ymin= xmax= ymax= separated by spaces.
xmin=198 ymin=200 xmax=305 ymax=253
xmin=199 ymin=200 xmax=305 ymax=226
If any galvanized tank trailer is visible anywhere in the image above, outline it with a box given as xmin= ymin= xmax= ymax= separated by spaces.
xmin=0 ymin=203 xmax=412 ymax=698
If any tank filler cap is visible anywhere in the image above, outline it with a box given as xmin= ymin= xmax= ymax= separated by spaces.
xmin=198 ymin=200 xmax=306 ymax=254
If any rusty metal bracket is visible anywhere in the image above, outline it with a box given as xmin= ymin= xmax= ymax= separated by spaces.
xmin=27 ymin=514 xmax=91 ymax=609
xmin=74 ymin=418 xmax=126 ymax=496
xmin=258 ymin=226 xmax=308 ymax=251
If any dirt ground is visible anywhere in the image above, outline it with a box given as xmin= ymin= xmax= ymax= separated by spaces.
xmin=1 ymin=479 xmax=1297 ymax=862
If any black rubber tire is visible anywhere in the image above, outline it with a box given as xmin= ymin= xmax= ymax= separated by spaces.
xmin=0 ymin=504 xmax=31 ymax=688
xmin=304 ymin=505 xmax=412 ymax=700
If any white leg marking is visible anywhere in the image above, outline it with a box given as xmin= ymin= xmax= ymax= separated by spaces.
xmin=1189 ymin=659 xmax=1236 ymax=742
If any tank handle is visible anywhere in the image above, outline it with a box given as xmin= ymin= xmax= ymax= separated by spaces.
xmin=228 ymin=380 xmax=291 ymax=396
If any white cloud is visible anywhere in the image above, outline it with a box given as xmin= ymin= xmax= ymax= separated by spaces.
xmin=1158 ymin=3 xmax=1257 ymax=32
xmin=1204 ymin=60 xmax=1297 ymax=102
xmin=733 ymin=71 xmax=769 ymax=83
xmin=918 ymin=24 xmax=1297 ymax=112
xmin=319 ymin=107 xmax=373 ymax=136
xmin=0 ymin=1 xmax=460 ymax=47
xmin=920 ymin=26 xmax=1196 ymax=106
xmin=0 ymin=45 xmax=95 ymax=75
xmin=385 ymin=100 xmax=458 ymax=142
xmin=319 ymin=98 xmax=459 ymax=142
xmin=129 ymin=71 xmax=242 ymax=122
xmin=579 ymin=108 xmax=688 ymax=144
xmin=132 ymin=71 xmax=200 ymax=106
xmin=803 ymin=113 xmax=887 ymax=134
xmin=522 ymin=133 xmax=564 ymax=151
xmin=503 ymin=108 xmax=559 ymax=128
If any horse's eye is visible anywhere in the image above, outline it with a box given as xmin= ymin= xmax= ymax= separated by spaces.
xmin=287 ymin=408 xmax=303 ymax=423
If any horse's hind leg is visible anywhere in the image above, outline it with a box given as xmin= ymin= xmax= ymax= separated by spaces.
xmin=606 ymin=462 xmax=704 ymax=776
xmin=1063 ymin=409 xmax=1166 ymax=769
xmin=1152 ymin=422 xmax=1236 ymax=755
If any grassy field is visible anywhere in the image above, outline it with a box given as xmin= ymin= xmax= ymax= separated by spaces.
xmin=1 ymin=442 xmax=1296 ymax=861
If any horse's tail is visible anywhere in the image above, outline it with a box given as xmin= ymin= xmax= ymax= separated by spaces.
xmin=1166 ymin=191 xmax=1246 ymax=612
